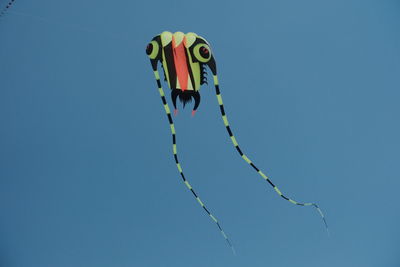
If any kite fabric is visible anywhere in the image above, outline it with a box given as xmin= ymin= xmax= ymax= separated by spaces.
xmin=145 ymin=31 xmax=328 ymax=252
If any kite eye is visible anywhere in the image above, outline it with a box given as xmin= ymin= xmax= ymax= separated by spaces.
xmin=200 ymin=46 xmax=209 ymax=58
xmin=193 ymin=43 xmax=212 ymax=63
xmin=146 ymin=43 xmax=153 ymax=55
xmin=146 ymin=40 xmax=159 ymax=59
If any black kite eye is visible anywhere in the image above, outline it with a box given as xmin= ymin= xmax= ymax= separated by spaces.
xmin=193 ymin=43 xmax=212 ymax=63
xmin=200 ymin=46 xmax=209 ymax=58
xmin=146 ymin=43 xmax=153 ymax=55
xmin=146 ymin=41 xmax=159 ymax=59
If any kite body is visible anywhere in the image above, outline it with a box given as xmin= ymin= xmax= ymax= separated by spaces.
xmin=146 ymin=31 xmax=216 ymax=115
xmin=146 ymin=31 xmax=327 ymax=252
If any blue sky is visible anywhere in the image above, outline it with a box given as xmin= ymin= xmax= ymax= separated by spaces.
xmin=1 ymin=0 xmax=399 ymax=266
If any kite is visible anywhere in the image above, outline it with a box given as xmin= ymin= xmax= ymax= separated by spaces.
xmin=0 ymin=0 xmax=15 ymax=18
xmin=145 ymin=31 xmax=328 ymax=251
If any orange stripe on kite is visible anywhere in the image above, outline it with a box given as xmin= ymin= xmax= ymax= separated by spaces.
xmin=172 ymin=36 xmax=189 ymax=90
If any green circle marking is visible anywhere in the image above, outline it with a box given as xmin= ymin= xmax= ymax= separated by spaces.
xmin=148 ymin=41 xmax=159 ymax=59
xmin=193 ymin=43 xmax=211 ymax=63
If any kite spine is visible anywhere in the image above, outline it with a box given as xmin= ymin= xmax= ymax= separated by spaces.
xmin=152 ymin=69 xmax=236 ymax=253
xmin=212 ymin=74 xmax=329 ymax=234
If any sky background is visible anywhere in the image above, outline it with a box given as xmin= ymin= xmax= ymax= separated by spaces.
xmin=1 ymin=0 xmax=399 ymax=266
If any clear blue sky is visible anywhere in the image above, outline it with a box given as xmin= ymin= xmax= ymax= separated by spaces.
xmin=1 ymin=0 xmax=399 ymax=266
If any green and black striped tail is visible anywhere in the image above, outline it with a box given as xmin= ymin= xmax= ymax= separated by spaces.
xmin=0 ymin=0 xmax=15 ymax=17
xmin=212 ymin=75 xmax=329 ymax=234
xmin=151 ymin=69 xmax=236 ymax=253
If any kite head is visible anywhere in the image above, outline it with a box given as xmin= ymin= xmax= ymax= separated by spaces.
xmin=146 ymin=31 xmax=217 ymax=112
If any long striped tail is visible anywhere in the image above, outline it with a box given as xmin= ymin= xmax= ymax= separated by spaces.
xmin=0 ymin=0 xmax=15 ymax=18
xmin=212 ymin=75 xmax=329 ymax=234
xmin=151 ymin=69 xmax=236 ymax=253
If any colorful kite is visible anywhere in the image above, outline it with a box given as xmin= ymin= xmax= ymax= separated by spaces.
xmin=146 ymin=31 xmax=328 ymax=251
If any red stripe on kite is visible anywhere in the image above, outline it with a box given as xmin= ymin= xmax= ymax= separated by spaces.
xmin=172 ymin=36 xmax=189 ymax=91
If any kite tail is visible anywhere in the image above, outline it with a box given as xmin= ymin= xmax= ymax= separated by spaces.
xmin=0 ymin=0 xmax=15 ymax=17
xmin=212 ymin=74 xmax=329 ymax=234
xmin=151 ymin=69 xmax=236 ymax=254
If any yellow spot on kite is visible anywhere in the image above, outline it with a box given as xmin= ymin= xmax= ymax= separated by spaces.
xmin=242 ymin=155 xmax=252 ymax=164
xmin=164 ymin=104 xmax=171 ymax=114
xmin=210 ymin=214 xmax=218 ymax=223
xmin=213 ymin=75 xmax=219 ymax=85
xmin=217 ymin=94 xmax=223 ymax=105
xmin=222 ymin=115 xmax=229 ymax=126
xmin=177 ymin=163 xmax=182 ymax=173
xmin=258 ymin=171 xmax=268 ymax=180
xmin=231 ymin=136 xmax=238 ymax=147
xmin=154 ymin=71 xmax=160 ymax=80
xmin=184 ymin=181 xmax=192 ymax=189
xmin=196 ymin=197 xmax=204 ymax=207
xmin=161 ymin=31 xmax=172 ymax=46
xmin=170 ymin=124 xmax=176 ymax=134
xmin=274 ymin=187 xmax=282 ymax=195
